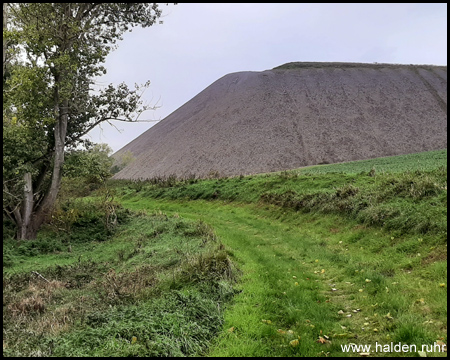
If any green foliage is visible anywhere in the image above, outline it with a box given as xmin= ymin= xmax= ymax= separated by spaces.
xmin=3 ymin=3 xmax=167 ymax=239
xmin=48 ymin=194 xmax=131 ymax=243
xmin=64 ymin=144 xmax=114 ymax=185
xmin=110 ymin=150 xmax=136 ymax=175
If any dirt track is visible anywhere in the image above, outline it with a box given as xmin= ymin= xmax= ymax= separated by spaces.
xmin=113 ymin=62 xmax=447 ymax=180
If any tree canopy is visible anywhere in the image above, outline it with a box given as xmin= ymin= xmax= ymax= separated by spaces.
xmin=3 ymin=3 xmax=165 ymax=239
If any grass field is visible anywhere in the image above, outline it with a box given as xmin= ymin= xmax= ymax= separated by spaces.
xmin=293 ymin=149 xmax=447 ymax=175
xmin=3 ymin=149 xmax=447 ymax=357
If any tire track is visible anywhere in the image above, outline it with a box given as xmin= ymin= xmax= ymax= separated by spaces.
xmin=413 ymin=67 xmax=447 ymax=115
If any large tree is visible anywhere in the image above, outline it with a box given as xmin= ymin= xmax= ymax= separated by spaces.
xmin=3 ymin=3 xmax=164 ymax=240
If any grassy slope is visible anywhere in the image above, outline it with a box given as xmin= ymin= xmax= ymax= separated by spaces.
xmin=118 ymin=199 xmax=446 ymax=357
xmin=3 ymin=210 xmax=238 ymax=357
xmin=115 ymin=149 xmax=447 ymax=357
xmin=115 ymin=149 xmax=447 ymax=236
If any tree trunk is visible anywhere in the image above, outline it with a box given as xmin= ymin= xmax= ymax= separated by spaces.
xmin=18 ymin=172 xmax=35 ymax=239
xmin=17 ymin=99 xmax=68 ymax=240
xmin=17 ymin=216 xmax=41 ymax=240
xmin=14 ymin=172 xmax=41 ymax=240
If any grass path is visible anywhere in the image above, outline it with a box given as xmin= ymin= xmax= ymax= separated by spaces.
xmin=120 ymin=197 xmax=447 ymax=357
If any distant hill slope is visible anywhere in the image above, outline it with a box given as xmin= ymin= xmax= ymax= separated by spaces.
xmin=113 ymin=62 xmax=447 ymax=180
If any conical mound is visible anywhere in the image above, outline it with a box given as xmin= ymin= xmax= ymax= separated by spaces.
xmin=113 ymin=62 xmax=447 ymax=180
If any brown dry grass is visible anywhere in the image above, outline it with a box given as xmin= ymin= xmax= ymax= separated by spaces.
xmin=7 ymin=280 xmax=67 ymax=317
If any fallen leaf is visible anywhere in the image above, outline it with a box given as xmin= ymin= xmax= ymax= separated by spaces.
xmin=418 ymin=351 xmax=427 ymax=357
xmin=321 ymin=269 xmax=326 ymax=274
xmin=277 ymin=329 xmax=286 ymax=334
xmin=131 ymin=336 xmax=137 ymax=344
xmin=227 ymin=327 xmax=235 ymax=332
xmin=316 ymin=336 xmax=329 ymax=344
xmin=436 ymin=340 xmax=446 ymax=351
xmin=290 ymin=339 xmax=299 ymax=347
xmin=338 ymin=310 xmax=344 ymax=315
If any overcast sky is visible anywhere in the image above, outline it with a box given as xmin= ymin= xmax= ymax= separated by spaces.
xmin=87 ymin=3 xmax=447 ymax=153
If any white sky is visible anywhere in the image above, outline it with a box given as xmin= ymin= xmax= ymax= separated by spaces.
xmin=86 ymin=3 xmax=448 ymax=153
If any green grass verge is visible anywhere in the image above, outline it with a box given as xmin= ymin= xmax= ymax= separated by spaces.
xmin=117 ymin=198 xmax=447 ymax=357
xmin=106 ymin=149 xmax=447 ymax=357
xmin=3 ymin=209 xmax=238 ymax=357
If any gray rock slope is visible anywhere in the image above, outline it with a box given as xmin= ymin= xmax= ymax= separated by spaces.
xmin=113 ymin=62 xmax=447 ymax=180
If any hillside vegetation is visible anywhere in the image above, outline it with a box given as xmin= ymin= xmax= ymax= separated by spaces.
xmin=3 ymin=149 xmax=447 ymax=357
xmin=115 ymin=150 xmax=447 ymax=237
